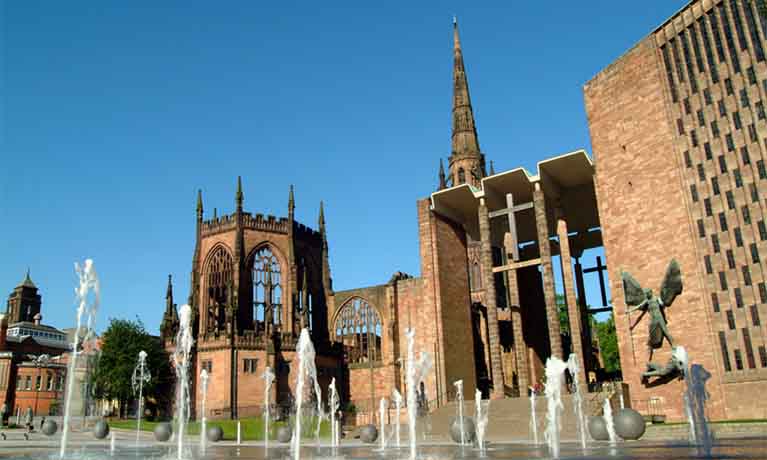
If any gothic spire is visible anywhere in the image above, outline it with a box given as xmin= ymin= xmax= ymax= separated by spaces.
xmin=196 ymin=189 xmax=203 ymax=221
xmin=438 ymin=159 xmax=447 ymax=190
xmin=166 ymin=274 xmax=173 ymax=300
xmin=288 ymin=184 xmax=295 ymax=214
xmin=236 ymin=176 xmax=244 ymax=211
xmin=318 ymin=200 xmax=326 ymax=234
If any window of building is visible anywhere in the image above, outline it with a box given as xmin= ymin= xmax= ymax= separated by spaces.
xmin=751 ymin=242 xmax=759 ymax=263
xmin=705 ymin=198 xmax=713 ymax=216
xmin=698 ymin=219 xmax=707 ymax=238
xmin=759 ymin=160 xmax=767 ymax=179
xmin=334 ymin=296 xmax=383 ymax=364
xmin=46 ymin=375 xmax=53 ymax=391
xmin=760 ymin=282 xmax=767 ymax=303
xmin=705 ymin=142 xmax=713 ymax=159
xmin=760 ymin=221 xmax=767 ymax=240
xmin=705 ymin=87 xmax=713 ymax=104
xmin=712 ymin=120 xmax=721 ymax=137
xmin=691 ymin=184 xmax=699 ymax=202
xmin=760 ymin=346 xmax=767 ymax=368
xmin=727 ymin=309 xmax=736 ymax=329
xmin=243 ymin=358 xmax=257 ymax=373
xmin=743 ymin=266 xmax=752 ymax=286
xmin=691 ymin=130 xmax=699 ymax=146
xmin=748 ymin=66 xmax=758 ymax=84
xmin=741 ymin=146 xmax=750 ymax=164
xmin=726 ymin=77 xmax=734 ymax=95
xmin=735 ymin=287 xmax=744 ymax=307
xmin=727 ymin=249 xmax=736 ymax=269
xmin=712 ymin=292 xmax=720 ymax=312
xmin=719 ymin=99 xmax=727 ymax=116
xmin=685 ymin=150 xmax=692 ymax=167
xmin=705 ymin=255 xmax=713 ymax=274
xmin=720 ymin=271 xmax=728 ymax=290
xmin=757 ymin=101 xmax=766 ymax=120
xmin=684 ymin=97 xmax=691 ymax=114
xmin=25 ymin=376 xmax=31 ymax=390
xmin=719 ymin=3 xmax=741 ymax=73
xmin=751 ymin=183 xmax=760 ymax=202
xmin=751 ymin=304 xmax=761 ymax=326
xmin=734 ymin=111 xmax=742 ymax=129
xmin=688 ymin=23 xmax=705 ymax=72
xmin=698 ymin=109 xmax=705 ymax=126
xmin=735 ymin=227 xmax=744 ymax=246
xmin=726 ymin=133 xmax=735 ymax=151
xmin=720 ymin=331 xmax=732 ymax=371
xmin=670 ymin=38 xmax=685 ymax=82
xmin=457 ymin=168 xmax=466 ymax=184
xmin=734 ymin=168 xmax=743 ymax=187
xmin=201 ymin=360 xmax=212 ymax=374
xmin=698 ymin=163 xmax=706 ymax=181
xmin=719 ymin=155 xmax=728 ymax=173
xmin=720 ymin=212 xmax=729 ymax=231
xmin=57 ymin=375 xmax=64 ymax=391
xmin=713 ymin=234 xmax=721 ymax=252
xmin=743 ymin=2 xmax=765 ymax=61
xmin=734 ymin=349 xmax=744 ymax=370
xmin=749 ymin=124 xmax=758 ymax=142
xmin=743 ymin=206 xmax=752 ymax=224
xmin=713 ymin=177 xmax=721 ymax=195
xmin=729 ymin=0 xmax=750 ymax=51
xmin=726 ymin=190 xmax=736 ymax=209
xmin=699 ymin=16 xmax=721 ymax=81
xmin=35 ymin=375 xmax=41 ymax=391
xmin=661 ymin=45 xmax=679 ymax=102
xmin=709 ymin=10 xmax=727 ymax=62
xmin=740 ymin=88 xmax=750 ymax=108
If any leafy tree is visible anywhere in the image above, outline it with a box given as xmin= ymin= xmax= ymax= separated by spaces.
xmin=556 ymin=293 xmax=569 ymax=334
xmin=91 ymin=318 xmax=173 ymax=418
xmin=594 ymin=313 xmax=621 ymax=373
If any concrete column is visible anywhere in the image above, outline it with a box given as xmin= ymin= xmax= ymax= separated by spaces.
xmin=533 ymin=183 xmax=563 ymax=360
xmin=504 ymin=262 xmax=530 ymax=396
xmin=556 ymin=211 xmax=587 ymax=389
xmin=478 ymin=198 xmax=505 ymax=399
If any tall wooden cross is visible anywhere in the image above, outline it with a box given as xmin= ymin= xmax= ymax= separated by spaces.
xmin=583 ymin=255 xmax=609 ymax=309
xmin=488 ymin=193 xmax=533 ymax=261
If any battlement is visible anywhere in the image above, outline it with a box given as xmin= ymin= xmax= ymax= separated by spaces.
xmin=242 ymin=213 xmax=290 ymax=234
xmin=200 ymin=212 xmax=322 ymax=239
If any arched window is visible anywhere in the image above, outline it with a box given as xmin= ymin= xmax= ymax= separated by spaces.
xmin=457 ymin=168 xmax=466 ymax=184
xmin=252 ymin=246 xmax=282 ymax=329
xmin=205 ymin=246 xmax=233 ymax=332
xmin=333 ymin=297 xmax=382 ymax=364
xmin=470 ymin=260 xmax=482 ymax=291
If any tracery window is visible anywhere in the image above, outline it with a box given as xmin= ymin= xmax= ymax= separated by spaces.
xmin=469 ymin=260 xmax=482 ymax=291
xmin=333 ymin=297 xmax=382 ymax=364
xmin=252 ymin=246 xmax=282 ymax=327
xmin=205 ymin=246 xmax=233 ymax=332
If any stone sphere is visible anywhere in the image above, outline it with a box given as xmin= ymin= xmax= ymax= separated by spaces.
xmin=449 ymin=416 xmax=476 ymax=444
xmin=206 ymin=425 xmax=224 ymax=442
xmin=614 ymin=408 xmax=646 ymax=440
xmin=276 ymin=425 xmax=292 ymax=443
xmin=42 ymin=419 xmax=58 ymax=436
xmin=92 ymin=419 xmax=110 ymax=440
xmin=588 ymin=415 xmax=609 ymax=441
xmin=153 ymin=422 xmax=173 ymax=442
xmin=359 ymin=424 xmax=378 ymax=443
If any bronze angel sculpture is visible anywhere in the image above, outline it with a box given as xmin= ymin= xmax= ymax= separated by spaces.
xmin=622 ymin=259 xmax=684 ymax=382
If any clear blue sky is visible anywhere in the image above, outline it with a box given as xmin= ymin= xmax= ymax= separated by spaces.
xmin=1 ymin=1 xmax=687 ymax=334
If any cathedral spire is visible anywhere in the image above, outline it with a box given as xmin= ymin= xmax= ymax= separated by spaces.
xmin=236 ymin=176 xmax=244 ymax=212
xmin=166 ymin=274 xmax=173 ymax=300
xmin=438 ymin=159 xmax=447 ymax=190
xmin=449 ymin=18 xmax=485 ymax=187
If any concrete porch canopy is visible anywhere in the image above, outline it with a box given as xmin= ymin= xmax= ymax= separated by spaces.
xmin=430 ymin=149 xmax=602 ymax=255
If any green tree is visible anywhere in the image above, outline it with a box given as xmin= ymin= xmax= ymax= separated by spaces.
xmin=594 ymin=313 xmax=621 ymax=373
xmin=556 ymin=293 xmax=569 ymax=334
xmin=92 ymin=318 xmax=173 ymax=418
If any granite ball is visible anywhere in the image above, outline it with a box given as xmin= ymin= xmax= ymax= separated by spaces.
xmin=614 ymin=408 xmax=646 ymax=440
xmin=359 ymin=424 xmax=378 ymax=443
xmin=588 ymin=415 xmax=609 ymax=441
xmin=42 ymin=420 xmax=58 ymax=436
xmin=206 ymin=425 xmax=224 ymax=442
xmin=92 ymin=420 xmax=110 ymax=440
xmin=276 ymin=426 xmax=292 ymax=443
xmin=153 ymin=422 xmax=173 ymax=442
xmin=449 ymin=416 xmax=476 ymax=444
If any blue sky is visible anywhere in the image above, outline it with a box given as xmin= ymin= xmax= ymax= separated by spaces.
xmin=1 ymin=1 xmax=687 ymax=333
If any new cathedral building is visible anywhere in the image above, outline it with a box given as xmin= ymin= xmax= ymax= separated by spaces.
xmin=159 ymin=0 xmax=767 ymax=423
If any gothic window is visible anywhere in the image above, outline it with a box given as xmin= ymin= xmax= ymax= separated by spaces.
xmin=333 ymin=297 xmax=382 ymax=364
xmin=458 ymin=168 xmax=466 ymax=184
xmin=205 ymin=246 xmax=233 ymax=332
xmin=719 ymin=331 xmax=732 ymax=371
xmin=469 ymin=260 xmax=482 ymax=291
xmin=251 ymin=246 xmax=282 ymax=328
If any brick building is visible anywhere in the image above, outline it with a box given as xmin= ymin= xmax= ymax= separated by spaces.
xmin=585 ymin=0 xmax=767 ymax=420
xmin=0 ymin=272 xmax=69 ymax=421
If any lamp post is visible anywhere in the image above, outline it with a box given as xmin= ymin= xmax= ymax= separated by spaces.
xmin=32 ymin=354 xmax=50 ymax=417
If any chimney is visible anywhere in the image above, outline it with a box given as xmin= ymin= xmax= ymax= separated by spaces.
xmin=33 ymin=313 xmax=42 ymax=326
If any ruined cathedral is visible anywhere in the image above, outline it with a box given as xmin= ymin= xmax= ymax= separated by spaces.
xmin=159 ymin=21 xmax=607 ymax=419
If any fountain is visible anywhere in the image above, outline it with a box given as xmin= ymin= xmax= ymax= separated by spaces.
xmin=110 ymin=431 xmax=116 ymax=456
xmin=379 ymin=397 xmax=387 ymax=450
xmin=392 ymin=389 xmax=402 ymax=448
xmin=529 ymin=387 xmax=539 ymax=445
xmin=292 ymin=328 xmax=319 ymax=460
xmin=567 ymin=353 xmax=587 ymax=450
xmin=329 ymin=377 xmax=340 ymax=448
xmin=199 ymin=368 xmax=210 ymax=453
xmin=453 ymin=379 xmax=465 ymax=445
xmin=173 ymin=304 xmax=194 ymax=460
xmin=676 ymin=346 xmax=713 ymax=456
xmin=474 ymin=389 xmax=489 ymax=452
xmin=603 ymin=396 xmax=617 ymax=446
xmin=131 ymin=350 xmax=151 ymax=447
xmin=60 ymin=259 xmax=100 ymax=460
xmin=237 ymin=420 xmax=241 ymax=445
xmin=313 ymin=367 xmax=324 ymax=447
xmin=262 ymin=366 xmax=275 ymax=449
xmin=405 ymin=328 xmax=433 ymax=459
xmin=543 ymin=356 xmax=568 ymax=458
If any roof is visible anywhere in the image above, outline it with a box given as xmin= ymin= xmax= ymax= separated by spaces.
xmin=18 ymin=269 xmax=36 ymax=289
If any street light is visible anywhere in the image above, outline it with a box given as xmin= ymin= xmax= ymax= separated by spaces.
xmin=32 ymin=354 xmax=50 ymax=417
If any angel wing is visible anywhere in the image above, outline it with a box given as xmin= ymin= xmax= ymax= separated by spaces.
xmin=622 ymin=270 xmax=646 ymax=306
xmin=660 ymin=259 xmax=683 ymax=307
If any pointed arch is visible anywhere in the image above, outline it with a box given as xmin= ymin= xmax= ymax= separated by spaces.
xmin=332 ymin=296 xmax=383 ymax=364
xmin=247 ymin=243 xmax=284 ymax=331
xmin=202 ymin=243 xmax=234 ymax=332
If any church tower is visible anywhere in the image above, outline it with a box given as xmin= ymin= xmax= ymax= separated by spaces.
xmin=5 ymin=269 xmax=42 ymax=324
xmin=447 ymin=18 xmax=486 ymax=188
